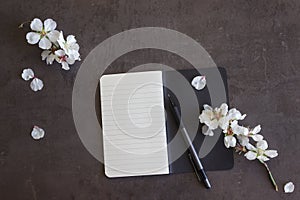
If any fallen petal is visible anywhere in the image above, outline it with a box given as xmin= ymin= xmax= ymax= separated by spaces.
xmin=21 ymin=68 xmax=34 ymax=81
xmin=31 ymin=126 xmax=45 ymax=140
xmin=30 ymin=78 xmax=44 ymax=91
xmin=191 ymin=76 xmax=206 ymax=90
xmin=284 ymin=182 xmax=295 ymax=193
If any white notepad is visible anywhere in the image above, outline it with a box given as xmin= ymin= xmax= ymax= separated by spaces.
xmin=100 ymin=71 xmax=169 ymax=178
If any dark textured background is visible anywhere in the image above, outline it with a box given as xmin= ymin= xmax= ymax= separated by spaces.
xmin=0 ymin=0 xmax=299 ymax=199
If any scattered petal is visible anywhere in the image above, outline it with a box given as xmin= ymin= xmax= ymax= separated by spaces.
xmin=284 ymin=182 xmax=295 ymax=193
xmin=191 ymin=76 xmax=206 ymax=90
xmin=30 ymin=78 xmax=44 ymax=92
xmin=21 ymin=68 xmax=34 ymax=81
xmin=30 ymin=18 xmax=43 ymax=31
xmin=31 ymin=126 xmax=45 ymax=140
xmin=26 ymin=32 xmax=40 ymax=44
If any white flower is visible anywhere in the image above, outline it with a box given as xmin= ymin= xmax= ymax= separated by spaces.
xmin=31 ymin=126 xmax=45 ymax=140
xmin=249 ymin=125 xmax=264 ymax=141
xmin=284 ymin=182 xmax=295 ymax=193
xmin=41 ymin=50 xmax=57 ymax=65
xmin=55 ymin=49 xmax=75 ymax=70
xmin=57 ymin=31 xmax=80 ymax=60
xmin=231 ymin=120 xmax=250 ymax=146
xmin=227 ymin=108 xmax=246 ymax=121
xmin=191 ymin=76 xmax=206 ymax=90
xmin=199 ymin=103 xmax=228 ymax=132
xmin=244 ymin=140 xmax=278 ymax=162
xmin=26 ymin=18 xmax=59 ymax=50
xmin=224 ymin=135 xmax=237 ymax=148
xmin=21 ymin=68 xmax=34 ymax=81
xmin=30 ymin=78 xmax=44 ymax=91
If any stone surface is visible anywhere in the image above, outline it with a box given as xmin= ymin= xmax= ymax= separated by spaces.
xmin=0 ymin=0 xmax=299 ymax=199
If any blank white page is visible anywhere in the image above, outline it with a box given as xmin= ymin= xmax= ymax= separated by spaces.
xmin=100 ymin=71 xmax=169 ymax=178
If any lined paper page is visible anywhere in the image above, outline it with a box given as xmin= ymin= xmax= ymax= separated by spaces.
xmin=100 ymin=71 xmax=169 ymax=178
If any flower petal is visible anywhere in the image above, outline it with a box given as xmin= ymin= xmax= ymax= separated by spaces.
xmin=220 ymin=103 xmax=228 ymax=115
xmin=44 ymin=18 xmax=57 ymax=32
xmin=256 ymin=140 xmax=268 ymax=150
xmin=66 ymin=35 xmax=77 ymax=44
xmin=252 ymin=125 xmax=261 ymax=134
xmin=251 ymin=134 xmax=264 ymax=141
xmin=203 ymin=104 xmax=212 ymax=111
xmin=66 ymin=57 xmax=75 ymax=65
xmin=244 ymin=151 xmax=257 ymax=160
xmin=264 ymin=150 xmax=278 ymax=158
xmin=202 ymin=125 xmax=214 ymax=136
xmin=284 ymin=182 xmax=295 ymax=193
xmin=219 ymin=116 xmax=230 ymax=130
xmin=61 ymin=62 xmax=70 ymax=70
xmin=55 ymin=49 xmax=65 ymax=57
xmin=228 ymin=108 xmax=246 ymax=121
xmin=30 ymin=18 xmax=43 ymax=31
xmin=30 ymin=78 xmax=44 ymax=91
xmin=191 ymin=76 xmax=206 ymax=90
xmin=47 ymin=30 xmax=60 ymax=43
xmin=224 ymin=135 xmax=236 ymax=148
xmin=246 ymin=143 xmax=256 ymax=151
xmin=57 ymin=31 xmax=65 ymax=49
xmin=46 ymin=54 xmax=56 ymax=65
xmin=38 ymin=37 xmax=52 ymax=50
xmin=21 ymin=68 xmax=34 ymax=81
xmin=237 ymin=135 xmax=249 ymax=146
xmin=41 ymin=50 xmax=50 ymax=60
xmin=31 ymin=126 xmax=45 ymax=140
xmin=26 ymin=32 xmax=40 ymax=44
xmin=257 ymin=155 xmax=269 ymax=162
xmin=208 ymin=119 xmax=219 ymax=130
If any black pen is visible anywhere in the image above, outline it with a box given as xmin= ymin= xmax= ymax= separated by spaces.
xmin=168 ymin=94 xmax=211 ymax=189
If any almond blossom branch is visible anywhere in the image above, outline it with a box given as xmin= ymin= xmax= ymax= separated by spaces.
xmin=199 ymin=103 xmax=279 ymax=191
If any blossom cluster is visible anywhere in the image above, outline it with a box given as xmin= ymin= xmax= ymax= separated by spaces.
xmin=26 ymin=18 xmax=80 ymax=70
xmin=199 ymin=103 xmax=278 ymax=162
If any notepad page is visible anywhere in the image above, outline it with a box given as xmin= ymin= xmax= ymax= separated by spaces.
xmin=100 ymin=71 xmax=169 ymax=178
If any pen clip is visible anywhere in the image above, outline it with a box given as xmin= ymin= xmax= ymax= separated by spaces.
xmin=188 ymin=153 xmax=202 ymax=183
